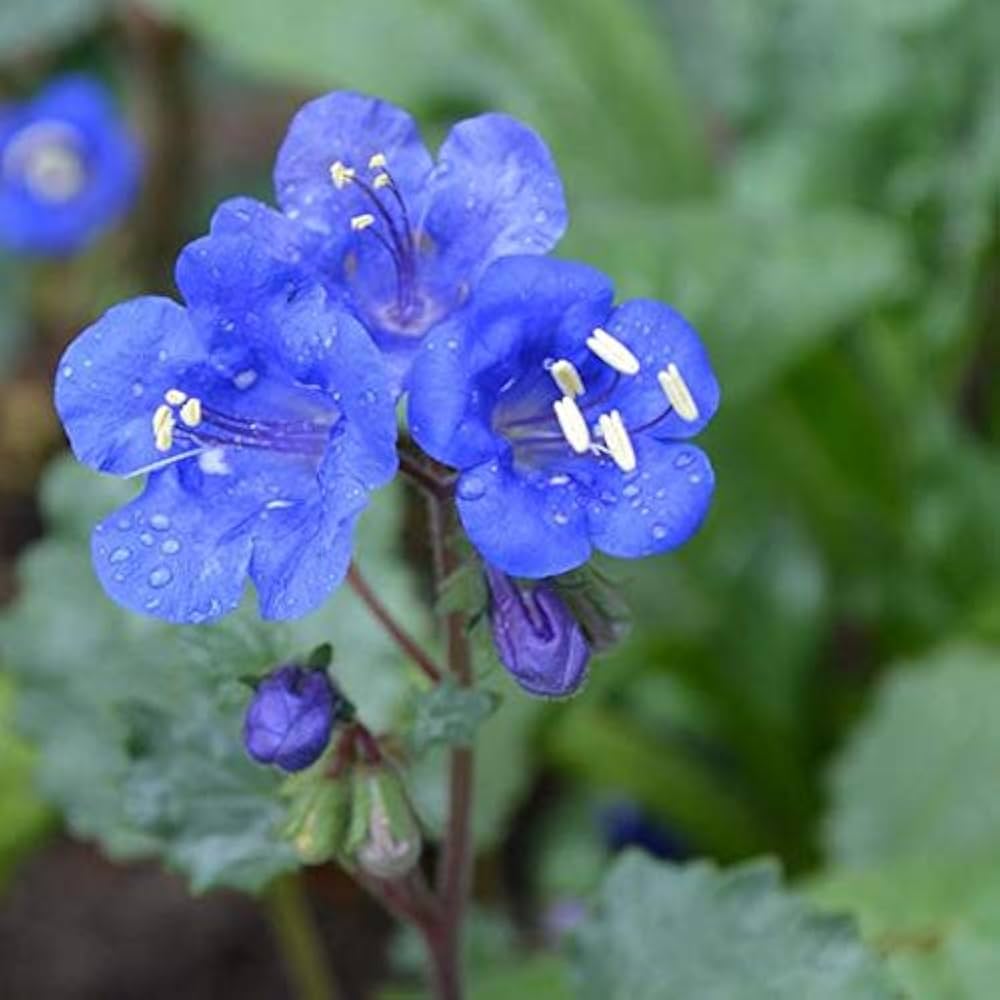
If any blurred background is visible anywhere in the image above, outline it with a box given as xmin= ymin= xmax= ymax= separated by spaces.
xmin=1 ymin=0 xmax=999 ymax=997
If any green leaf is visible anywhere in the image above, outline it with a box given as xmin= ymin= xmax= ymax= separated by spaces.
xmin=824 ymin=643 xmax=1000 ymax=865
xmin=408 ymin=679 xmax=499 ymax=754
xmin=571 ymin=853 xmax=893 ymax=1000
xmin=0 ymin=0 xmax=106 ymax=58
xmin=810 ymin=854 xmax=1000 ymax=1000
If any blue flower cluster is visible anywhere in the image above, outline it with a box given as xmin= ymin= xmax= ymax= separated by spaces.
xmin=55 ymin=90 xmax=719 ymax=691
xmin=0 ymin=75 xmax=140 ymax=255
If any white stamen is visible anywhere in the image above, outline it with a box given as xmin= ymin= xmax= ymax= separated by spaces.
xmin=657 ymin=363 xmax=699 ymax=422
xmin=373 ymin=172 xmax=391 ymax=189
xmin=164 ymin=388 xmax=187 ymax=406
xmin=368 ymin=152 xmax=388 ymax=170
xmin=330 ymin=160 xmax=355 ymax=188
xmin=553 ymin=396 xmax=590 ymax=454
xmin=550 ymin=359 xmax=585 ymax=398
xmin=586 ymin=327 xmax=640 ymax=375
xmin=598 ymin=410 xmax=637 ymax=472
xmin=124 ymin=448 xmax=205 ymax=479
xmin=351 ymin=213 xmax=376 ymax=231
xmin=179 ymin=397 xmax=202 ymax=427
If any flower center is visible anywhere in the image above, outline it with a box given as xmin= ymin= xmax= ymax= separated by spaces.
xmin=329 ymin=152 xmax=431 ymax=330
xmin=2 ymin=120 xmax=87 ymax=203
xmin=146 ymin=386 xmax=339 ymax=473
xmin=495 ymin=327 xmax=700 ymax=474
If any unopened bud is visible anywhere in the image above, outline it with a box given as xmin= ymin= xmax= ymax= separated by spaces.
xmin=485 ymin=565 xmax=590 ymax=697
xmin=243 ymin=665 xmax=341 ymax=772
xmin=351 ymin=768 xmax=422 ymax=880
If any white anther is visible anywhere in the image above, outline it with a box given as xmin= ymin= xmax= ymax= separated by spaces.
xmin=164 ymin=388 xmax=187 ymax=406
xmin=657 ymin=363 xmax=699 ymax=422
xmin=553 ymin=396 xmax=591 ymax=454
xmin=351 ymin=213 xmax=376 ymax=231
xmin=179 ymin=397 xmax=202 ymax=427
xmin=152 ymin=404 xmax=176 ymax=452
xmin=550 ymin=359 xmax=585 ymax=398
xmin=586 ymin=327 xmax=640 ymax=376
xmin=598 ymin=410 xmax=637 ymax=473
xmin=330 ymin=160 xmax=356 ymax=188
xmin=373 ymin=172 xmax=391 ymax=189
xmin=368 ymin=152 xmax=388 ymax=170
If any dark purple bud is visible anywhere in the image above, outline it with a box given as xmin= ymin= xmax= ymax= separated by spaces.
xmin=243 ymin=665 xmax=339 ymax=772
xmin=485 ymin=565 xmax=590 ymax=698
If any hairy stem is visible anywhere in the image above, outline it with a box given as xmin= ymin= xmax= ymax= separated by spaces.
xmin=347 ymin=562 xmax=443 ymax=683
xmin=266 ymin=874 xmax=339 ymax=1000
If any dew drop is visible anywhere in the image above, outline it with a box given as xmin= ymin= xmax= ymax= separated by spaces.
xmin=599 ymin=490 xmax=619 ymax=506
xmin=673 ymin=451 xmax=694 ymax=469
xmin=548 ymin=473 xmax=571 ymax=486
xmin=233 ymin=368 xmax=256 ymax=390
xmin=622 ymin=484 xmax=640 ymax=499
xmin=117 ymin=517 xmax=132 ymax=531
xmin=161 ymin=538 xmax=181 ymax=555
xmin=457 ymin=475 xmax=486 ymax=501
xmin=651 ymin=523 xmax=668 ymax=540
xmin=139 ymin=532 xmax=154 ymax=546
xmin=109 ymin=546 xmax=131 ymax=564
xmin=446 ymin=338 xmax=458 ymax=351
xmin=145 ymin=597 xmax=161 ymax=611
xmin=148 ymin=566 xmax=172 ymax=589
xmin=688 ymin=472 xmax=703 ymax=485
xmin=62 ymin=365 xmax=73 ymax=378
xmin=553 ymin=511 xmax=569 ymax=525
xmin=149 ymin=513 xmax=171 ymax=531
xmin=131 ymin=381 xmax=144 ymax=397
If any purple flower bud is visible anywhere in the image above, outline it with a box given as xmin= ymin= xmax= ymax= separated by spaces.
xmin=243 ymin=665 xmax=339 ymax=772
xmin=485 ymin=565 xmax=590 ymax=698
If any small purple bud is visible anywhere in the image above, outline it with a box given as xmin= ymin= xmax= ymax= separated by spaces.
xmin=243 ymin=665 xmax=339 ymax=772
xmin=485 ymin=565 xmax=590 ymax=698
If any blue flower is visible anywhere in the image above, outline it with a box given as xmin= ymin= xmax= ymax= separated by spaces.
xmin=485 ymin=564 xmax=590 ymax=698
xmin=0 ymin=74 xmax=140 ymax=255
xmin=409 ymin=256 xmax=720 ymax=577
xmin=209 ymin=90 xmax=567 ymax=388
xmin=54 ymin=232 xmax=398 ymax=623
xmin=244 ymin=665 xmax=341 ymax=772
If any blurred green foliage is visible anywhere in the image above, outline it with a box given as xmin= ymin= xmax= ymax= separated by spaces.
xmin=3 ymin=0 xmax=1000 ymax=995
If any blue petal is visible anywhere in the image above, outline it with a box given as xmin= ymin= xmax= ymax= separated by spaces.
xmin=273 ymin=91 xmax=433 ymax=252
xmin=408 ymin=255 xmax=613 ymax=469
xmin=54 ymin=297 xmax=208 ymax=476
xmin=586 ymin=439 xmax=715 ymax=559
xmin=250 ymin=506 xmax=359 ymax=620
xmin=209 ymin=196 xmax=330 ymax=275
xmin=456 ymin=457 xmax=592 ymax=577
xmin=602 ymin=299 xmax=720 ymax=439
xmin=91 ymin=465 xmax=255 ymax=623
xmin=421 ymin=114 xmax=567 ymax=293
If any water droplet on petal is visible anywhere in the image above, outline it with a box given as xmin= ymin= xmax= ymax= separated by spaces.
xmin=148 ymin=566 xmax=172 ymax=589
xmin=145 ymin=597 xmax=161 ymax=611
xmin=673 ymin=451 xmax=694 ymax=469
xmin=688 ymin=472 xmax=703 ymax=485
xmin=599 ymin=490 xmax=619 ymax=506
xmin=548 ymin=474 xmax=571 ymax=486
xmin=62 ymin=365 xmax=73 ymax=378
xmin=651 ymin=523 xmax=668 ymax=540
xmin=457 ymin=475 xmax=486 ymax=501
xmin=161 ymin=538 xmax=181 ymax=555
xmin=109 ymin=547 xmax=131 ymax=564
xmin=131 ymin=381 xmax=144 ymax=397
xmin=150 ymin=514 xmax=171 ymax=531
xmin=139 ymin=532 xmax=154 ymax=547
xmin=553 ymin=511 xmax=569 ymax=525
xmin=622 ymin=484 xmax=640 ymax=499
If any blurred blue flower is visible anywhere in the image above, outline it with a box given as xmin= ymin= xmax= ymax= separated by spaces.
xmin=210 ymin=90 xmax=566 ymax=388
xmin=486 ymin=564 xmax=590 ymax=698
xmin=599 ymin=801 xmax=688 ymax=861
xmin=409 ymin=256 xmax=720 ymax=577
xmin=244 ymin=665 xmax=340 ymax=772
xmin=0 ymin=74 xmax=140 ymax=255
xmin=54 ymin=233 xmax=398 ymax=623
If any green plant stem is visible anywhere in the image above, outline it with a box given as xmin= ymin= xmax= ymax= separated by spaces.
xmin=266 ymin=874 xmax=339 ymax=1000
